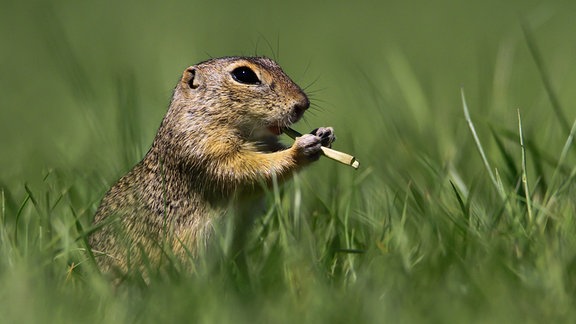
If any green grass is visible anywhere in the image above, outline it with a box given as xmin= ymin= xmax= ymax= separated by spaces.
xmin=2 ymin=0 xmax=576 ymax=323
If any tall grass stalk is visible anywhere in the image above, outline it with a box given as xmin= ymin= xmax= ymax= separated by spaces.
xmin=517 ymin=109 xmax=533 ymax=227
xmin=460 ymin=88 xmax=506 ymax=201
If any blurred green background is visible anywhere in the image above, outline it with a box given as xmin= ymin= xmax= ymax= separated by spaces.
xmin=2 ymin=0 xmax=576 ymax=323
xmin=3 ymin=0 xmax=575 ymax=184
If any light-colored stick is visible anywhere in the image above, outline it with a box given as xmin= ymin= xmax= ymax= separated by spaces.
xmin=284 ymin=128 xmax=360 ymax=169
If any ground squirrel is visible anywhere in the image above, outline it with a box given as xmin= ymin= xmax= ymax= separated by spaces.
xmin=89 ymin=56 xmax=335 ymax=275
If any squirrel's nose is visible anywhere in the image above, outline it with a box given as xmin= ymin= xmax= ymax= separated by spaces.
xmin=293 ymin=93 xmax=310 ymax=117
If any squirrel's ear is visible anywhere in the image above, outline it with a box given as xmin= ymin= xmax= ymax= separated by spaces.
xmin=182 ymin=67 xmax=199 ymax=89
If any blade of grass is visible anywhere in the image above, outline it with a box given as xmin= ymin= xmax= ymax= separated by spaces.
xmin=449 ymin=181 xmax=468 ymax=218
xmin=117 ymin=72 xmax=143 ymax=168
xmin=521 ymin=21 xmax=570 ymax=136
xmin=490 ymin=127 xmax=519 ymax=185
xmin=461 ymin=88 xmax=505 ymax=201
xmin=517 ymin=109 xmax=533 ymax=227
xmin=499 ymin=128 xmax=571 ymax=176
xmin=71 ymin=205 xmax=99 ymax=271
xmin=1 ymin=189 xmax=5 ymax=227
xmin=549 ymin=117 xmax=576 ymax=190
xmin=539 ymin=116 xmax=576 ymax=226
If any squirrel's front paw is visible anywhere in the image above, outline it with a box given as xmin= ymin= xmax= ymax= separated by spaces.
xmin=293 ymin=134 xmax=323 ymax=163
xmin=292 ymin=127 xmax=336 ymax=164
xmin=311 ymin=127 xmax=336 ymax=148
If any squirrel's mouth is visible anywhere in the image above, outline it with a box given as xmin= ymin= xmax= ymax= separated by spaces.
xmin=266 ymin=109 xmax=302 ymax=136
xmin=257 ymin=109 xmax=302 ymax=139
xmin=248 ymin=124 xmax=288 ymax=143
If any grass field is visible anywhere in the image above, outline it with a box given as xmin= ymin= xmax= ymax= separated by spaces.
xmin=2 ymin=0 xmax=576 ymax=322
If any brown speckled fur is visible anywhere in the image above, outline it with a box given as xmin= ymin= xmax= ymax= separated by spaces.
xmin=89 ymin=57 xmax=335 ymax=276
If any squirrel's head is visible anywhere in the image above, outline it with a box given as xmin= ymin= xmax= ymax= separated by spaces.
xmin=172 ymin=56 xmax=309 ymax=138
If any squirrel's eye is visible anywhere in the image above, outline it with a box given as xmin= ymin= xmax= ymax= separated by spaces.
xmin=231 ymin=66 xmax=261 ymax=85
